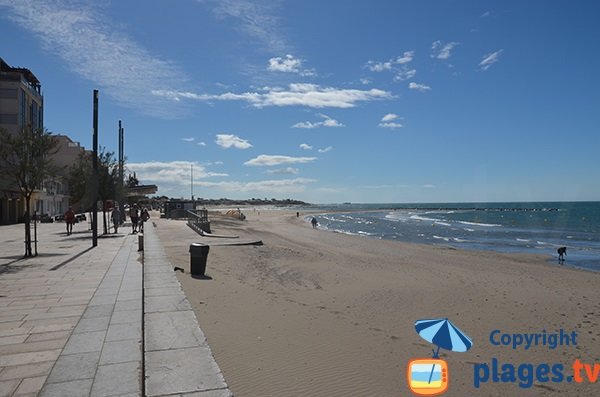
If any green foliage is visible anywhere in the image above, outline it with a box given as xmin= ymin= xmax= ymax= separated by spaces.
xmin=67 ymin=147 xmax=118 ymax=210
xmin=0 ymin=126 xmax=58 ymax=256
xmin=0 ymin=126 xmax=58 ymax=201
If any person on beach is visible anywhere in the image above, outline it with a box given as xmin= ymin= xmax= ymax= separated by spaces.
xmin=311 ymin=217 xmax=318 ymax=229
xmin=296 ymin=212 xmax=300 ymax=218
xmin=64 ymin=207 xmax=75 ymax=235
xmin=130 ymin=204 xmax=139 ymax=233
xmin=111 ymin=207 xmax=122 ymax=233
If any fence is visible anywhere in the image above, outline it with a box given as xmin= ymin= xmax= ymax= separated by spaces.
xmin=187 ymin=209 xmax=211 ymax=234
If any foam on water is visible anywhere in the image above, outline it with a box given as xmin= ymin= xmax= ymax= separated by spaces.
xmin=305 ymin=201 xmax=600 ymax=271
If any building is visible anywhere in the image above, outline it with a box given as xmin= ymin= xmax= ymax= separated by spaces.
xmin=0 ymin=57 xmax=44 ymax=224
xmin=32 ymin=135 xmax=86 ymax=218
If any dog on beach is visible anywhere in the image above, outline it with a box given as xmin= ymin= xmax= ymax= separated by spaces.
xmin=557 ymin=247 xmax=567 ymax=263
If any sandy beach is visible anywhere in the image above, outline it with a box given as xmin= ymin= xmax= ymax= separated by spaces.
xmin=153 ymin=210 xmax=600 ymax=397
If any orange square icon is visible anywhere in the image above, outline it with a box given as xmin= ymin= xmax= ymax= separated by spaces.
xmin=407 ymin=358 xmax=449 ymax=396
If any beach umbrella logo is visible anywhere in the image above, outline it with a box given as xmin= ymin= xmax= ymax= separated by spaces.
xmin=407 ymin=318 xmax=473 ymax=396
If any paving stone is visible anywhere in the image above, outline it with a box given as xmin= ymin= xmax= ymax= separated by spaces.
xmin=145 ymin=311 xmax=206 ymax=351
xmin=145 ymin=294 xmax=192 ymax=313
xmin=105 ymin=322 xmax=141 ymax=342
xmin=73 ymin=316 xmax=111 ymax=334
xmin=46 ymin=351 xmax=100 ymax=384
xmin=145 ymin=347 xmax=227 ymax=396
xmin=0 ymin=338 xmax=66 ymax=355
xmin=30 ymin=323 xmax=75 ymax=334
xmin=0 ymin=379 xmax=20 ymax=396
xmin=0 ymin=349 xmax=62 ymax=367
xmin=181 ymin=389 xmax=234 ymax=397
xmin=0 ymin=361 xmax=54 ymax=381
xmin=109 ymin=310 xmax=141 ymax=325
xmin=39 ymin=379 xmax=93 ymax=397
xmin=87 ymin=295 xmax=116 ymax=307
xmin=62 ymin=331 xmax=105 ymax=355
xmin=81 ymin=303 xmax=114 ymax=319
xmin=113 ymin=299 xmax=141 ymax=312
xmin=0 ymin=327 xmax=33 ymax=338
xmin=144 ymin=287 xmax=183 ymax=297
xmin=13 ymin=375 xmax=47 ymax=395
xmin=0 ymin=334 xmax=28 ymax=346
xmin=98 ymin=339 xmax=141 ymax=365
xmin=116 ymin=291 xmax=140 ymax=302
xmin=90 ymin=361 xmax=141 ymax=397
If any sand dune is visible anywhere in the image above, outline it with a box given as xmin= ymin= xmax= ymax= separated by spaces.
xmin=154 ymin=210 xmax=600 ymax=397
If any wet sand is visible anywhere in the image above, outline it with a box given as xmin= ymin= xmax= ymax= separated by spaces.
xmin=153 ymin=210 xmax=600 ymax=397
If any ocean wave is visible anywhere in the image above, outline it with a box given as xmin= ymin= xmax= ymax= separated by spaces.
xmin=458 ymin=220 xmax=501 ymax=227
xmin=463 ymin=228 xmax=475 ymax=232
xmin=411 ymin=215 xmax=443 ymax=223
xmin=433 ymin=235 xmax=451 ymax=242
xmin=434 ymin=221 xmax=452 ymax=227
xmin=516 ymin=238 xmax=530 ymax=242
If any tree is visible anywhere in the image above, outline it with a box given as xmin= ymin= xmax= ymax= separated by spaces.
xmin=126 ymin=172 xmax=139 ymax=188
xmin=0 ymin=127 xmax=58 ymax=256
xmin=67 ymin=147 xmax=118 ymax=234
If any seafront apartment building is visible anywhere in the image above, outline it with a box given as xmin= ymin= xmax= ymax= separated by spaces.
xmin=0 ymin=57 xmax=74 ymax=225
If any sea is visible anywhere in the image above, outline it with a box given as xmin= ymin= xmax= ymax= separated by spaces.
xmin=304 ymin=202 xmax=600 ymax=272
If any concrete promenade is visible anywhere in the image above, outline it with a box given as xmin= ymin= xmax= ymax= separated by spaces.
xmin=0 ymin=219 xmax=232 ymax=397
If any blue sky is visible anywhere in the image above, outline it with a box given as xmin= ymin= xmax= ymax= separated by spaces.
xmin=1 ymin=0 xmax=599 ymax=203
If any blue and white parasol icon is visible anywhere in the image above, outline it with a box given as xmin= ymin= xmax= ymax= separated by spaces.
xmin=415 ymin=318 xmax=472 ymax=357
xmin=415 ymin=318 xmax=473 ymax=385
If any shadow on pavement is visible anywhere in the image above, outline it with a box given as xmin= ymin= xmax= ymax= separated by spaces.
xmin=50 ymin=246 xmax=95 ymax=271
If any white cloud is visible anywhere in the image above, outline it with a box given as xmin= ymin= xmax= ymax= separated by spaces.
xmin=394 ymin=68 xmax=417 ymax=81
xmin=292 ymin=114 xmax=344 ymax=129
xmin=423 ymin=184 xmax=436 ymax=188
xmin=379 ymin=122 xmax=403 ymax=129
xmin=292 ymin=121 xmax=319 ymax=129
xmin=366 ymin=51 xmax=414 ymax=71
xmin=153 ymin=84 xmax=392 ymax=109
xmin=197 ymin=142 xmax=207 ymax=146
xmin=381 ymin=113 xmax=399 ymax=122
xmin=479 ymin=49 xmax=503 ymax=71
xmin=395 ymin=51 xmax=415 ymax=64
xmin=181 ymin=137 xmax=195 ymax=142
xmin=195 ymin=177 xmax=316 ymax=194
xmin=265 ymin=167 xmax=300 ymax=175
xmin=127 ymin=160 xmax=228 ymax=196
xmin=0 ymin=0 xmax=188 ymax=117
xmin=317 ymin=146 xmax=333 ymax=153
xmin=299 ymin=143 xmax=313 ymax=150
xmin=244 ymin=155 xmax=317 ymax=166
xmin=481 ymin=10 xmax=492 ymax=17
xmin=408 ymin=82 xmax=431 ymax=92
xmin=268 ymin=54 xmax=302 ymax=72
xmin=431 ymin=41 xmax=459 ymax=60
xmin=378 ymin=113 xmax=403 ymax=129
xmin=198 ymin=0 xmax=287 ymax=53
xmin=215 ymin=134 xmax=253 ymax=149
xmin=267 ymin=54 xmax=315 ymax=76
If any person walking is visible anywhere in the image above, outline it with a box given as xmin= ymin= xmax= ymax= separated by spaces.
xmin=130 ymin=204 xmax=139 ymax=234
xmin=311 ymin=217 xmax=318 ymax=229
xmin=64 ymin=207 xmax=75 ymax=235
xmin=111 ymin=207 xmax=122 ymax=233
xmin=140 ymin=207 xmax=150 ymax=233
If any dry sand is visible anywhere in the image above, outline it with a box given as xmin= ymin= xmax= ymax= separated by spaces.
xmin=153 ymin=210 xmax=600 ymax=397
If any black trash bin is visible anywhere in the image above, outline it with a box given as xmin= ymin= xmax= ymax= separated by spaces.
xmin=189 ymin=243 xmax=210 ymax=276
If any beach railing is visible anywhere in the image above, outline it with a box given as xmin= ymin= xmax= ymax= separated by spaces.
xmin=187 ymin=209 xmax=211 ymax=234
